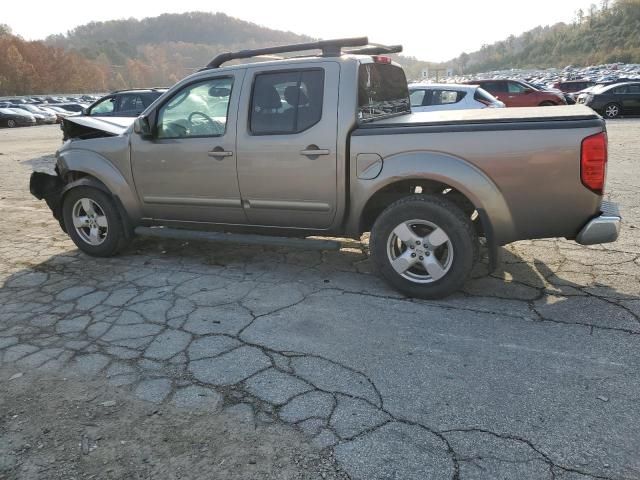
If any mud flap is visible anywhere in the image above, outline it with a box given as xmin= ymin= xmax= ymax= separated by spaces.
xmin=30 ymin=171 xmax=66 ymax=232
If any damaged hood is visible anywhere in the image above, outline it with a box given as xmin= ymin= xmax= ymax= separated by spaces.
xmin=62 ymin=116 xmax=135 ymax=140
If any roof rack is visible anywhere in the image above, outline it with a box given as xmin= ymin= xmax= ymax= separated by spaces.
xmin=205 ymin=36 xmax=382 ymax=69
xmin=344 ymin=44 xmax=403 ymax=55
xmin=110 ymin=87 xmax=168 ymax=94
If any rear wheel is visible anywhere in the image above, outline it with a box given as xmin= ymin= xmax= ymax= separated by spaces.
xmin=370 ymin=195 xmax=478 ymax=299
xmin=62 ymin=187 xmax=126 ymax=257
xmin=539 ymin=101 xmax=555 ymax=106
xmin=603 ymin=103 xmax=621 ymax=119
xmin=7 ymin=119 xmax=16 ymax=128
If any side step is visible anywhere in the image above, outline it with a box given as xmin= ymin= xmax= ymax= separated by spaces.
xmin=134 ymin=226 xmax=341 ymax=251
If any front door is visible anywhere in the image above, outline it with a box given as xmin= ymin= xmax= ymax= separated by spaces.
xmin=131 ymin=71 xmax=247 ymax=224
xmin=235 ymin=63 xmax=339 ymax=229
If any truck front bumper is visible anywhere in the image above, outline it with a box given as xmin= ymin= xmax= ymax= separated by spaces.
xmin=575 ymin=201 xmax=621 ymax=245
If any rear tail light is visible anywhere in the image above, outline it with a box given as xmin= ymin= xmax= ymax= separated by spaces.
xmin=580 ymin=132 xmax=607 ymax=194
xmin=372 ymin=55 xmax=392 ymax=64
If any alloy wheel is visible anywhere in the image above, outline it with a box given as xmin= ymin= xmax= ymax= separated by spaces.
xmin=386 ymin=219 xmax=454 ymax=284
xmin=72 ymin=198 xmax=109 ymax=246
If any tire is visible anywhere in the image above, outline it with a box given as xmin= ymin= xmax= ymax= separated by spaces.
xmin=7 ymin=119 xmax=16 ymax=128
xmin=603 ymin=103 xmax=621 ymax=119
xmin=539 ymin=101 xmax=555 ymax=106
xmin=369 ymin=195 xmax=478 ymax=299
xmin=62 ymin=186 xmax=125 ymax=257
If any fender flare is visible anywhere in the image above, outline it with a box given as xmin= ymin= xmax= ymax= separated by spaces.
xmin=348 ymin=150 xmax=516 ymax=271
xmin=60 ymin=177 xmax=134 ymax=238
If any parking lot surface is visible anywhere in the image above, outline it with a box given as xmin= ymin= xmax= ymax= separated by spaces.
xmin=1 ymin=123 xmax=639 ymax=479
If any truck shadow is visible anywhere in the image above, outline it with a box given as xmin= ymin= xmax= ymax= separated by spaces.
xmin=1 ymin=235 xmax=637 ymax=336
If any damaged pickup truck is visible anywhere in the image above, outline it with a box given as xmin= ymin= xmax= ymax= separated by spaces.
xmin=31 ymin=37 xmax=621 ymax=299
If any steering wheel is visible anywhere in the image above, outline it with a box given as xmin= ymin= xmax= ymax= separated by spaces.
xmin=188 ymin=111 xmax=223 ymax=135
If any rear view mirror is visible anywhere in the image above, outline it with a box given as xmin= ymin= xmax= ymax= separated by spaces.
xmin=209 ymin=86 xmax=231 ymax=98
xmin=134 ymin=116 xmax=152 ymax=139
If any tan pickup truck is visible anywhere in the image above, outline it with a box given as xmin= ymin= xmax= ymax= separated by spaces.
xmin=31 ymin=37 xmax=621 ymax=299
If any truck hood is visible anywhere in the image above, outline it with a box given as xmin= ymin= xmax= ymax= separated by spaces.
xmin=62 ymin=116 xmax=135 ymax=140
xmin=363 ymin=105 xmax=600 ymax=128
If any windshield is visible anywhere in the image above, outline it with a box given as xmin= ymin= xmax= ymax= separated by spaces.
xmin=358 ymin=62 xmax=410 ymax=122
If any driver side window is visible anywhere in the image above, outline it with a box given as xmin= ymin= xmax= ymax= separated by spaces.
xmin=156 ymin=77 xmax=233 ymax=139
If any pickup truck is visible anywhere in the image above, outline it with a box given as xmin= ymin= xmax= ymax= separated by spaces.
xmin=30 ymin=37 xmax=621 ymax=299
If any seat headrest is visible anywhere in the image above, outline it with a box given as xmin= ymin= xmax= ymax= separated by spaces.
xmin=255 ymin=84 xmax=281 ymax=110
xmin=284 ymin=86 xmax=309 ymax=107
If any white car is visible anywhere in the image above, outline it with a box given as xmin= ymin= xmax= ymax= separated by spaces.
xmin=409 ymin=83 xmax=505 ymax=112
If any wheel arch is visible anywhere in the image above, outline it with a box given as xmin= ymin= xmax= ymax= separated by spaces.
xmin=348 ymin=150 xmax=516 ymax=270
xmin=57 ymin=148 xmax=141 ymax=226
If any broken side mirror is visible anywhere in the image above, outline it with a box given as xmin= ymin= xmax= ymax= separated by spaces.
xmin=134 ymin=115 xmax=153 ymax=139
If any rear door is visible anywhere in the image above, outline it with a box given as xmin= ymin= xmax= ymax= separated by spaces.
xmin=235 ymin=62 xmax=339 ymax=229
xmin=479 ymin=81 xmax=510 ymax=106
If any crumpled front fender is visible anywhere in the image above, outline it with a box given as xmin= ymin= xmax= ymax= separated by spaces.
xmin=30 ymin=171 xmax=65 ymax=229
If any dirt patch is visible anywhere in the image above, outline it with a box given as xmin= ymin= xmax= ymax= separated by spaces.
xmin=0 ymin=368 xmax=348 ymax=480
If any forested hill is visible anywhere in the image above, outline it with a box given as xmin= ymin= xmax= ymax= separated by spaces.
xmin=450 ymin=0 xmax=640 ymax=73
xmin=46 ymin=12 xmax=312 ymax=68
xmin=45 ymin=12 xmax=432 ymax=84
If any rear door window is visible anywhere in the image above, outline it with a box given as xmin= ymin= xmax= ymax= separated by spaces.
xmin=358 ymin=62 xmax=410 ymax=121
xmin=474 ymin=88 xmax=497 ymax=104
xmin=250 ymin=69 xmax=324 ymax=135
xmin=429 ymin=90 xmax=465 ymax=105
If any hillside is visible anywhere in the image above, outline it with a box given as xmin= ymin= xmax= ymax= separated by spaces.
xmin=45 ymin=12 xmax=432 ymax=86
xmin=450 ymin=0 xmax=640 ymax=73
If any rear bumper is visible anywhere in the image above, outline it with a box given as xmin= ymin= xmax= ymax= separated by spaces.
xmin=575 ymin=201 xmax=621 ymax=245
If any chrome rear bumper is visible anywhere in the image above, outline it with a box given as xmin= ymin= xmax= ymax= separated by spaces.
xmin=576 ymin=201 xmax=621 ymax=245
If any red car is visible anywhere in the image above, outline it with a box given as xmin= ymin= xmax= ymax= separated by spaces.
xmin=464 ymin=79 xmax=567 ymax=107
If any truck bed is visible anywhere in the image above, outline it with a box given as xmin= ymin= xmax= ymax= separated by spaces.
xmin=357 ymin=105 xmax=601 ymax=130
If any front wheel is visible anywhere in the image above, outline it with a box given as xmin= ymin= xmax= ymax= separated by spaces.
xmin=539 ymin=101 xmax=555 ymax=106
xmin=62 ymin=186 xmax=126 ymax=257
xmin=369 ymin=195 xmax=478 ymax=299
xmin=7 ymin=119 xmax=16 ymax=128
xmin=603 ymin=103 xmax=621 ymax=119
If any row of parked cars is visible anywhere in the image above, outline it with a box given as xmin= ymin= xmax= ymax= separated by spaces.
xmin=0 ymin=94 xmax=100 ymax=128
xmin=417 ymin=63 xmax=640 ymax=118
xmin=408 ymin=77 xmax=640 ymax=118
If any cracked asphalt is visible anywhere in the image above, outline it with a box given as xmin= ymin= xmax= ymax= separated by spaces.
xmin=1 ymin=121 xmax=639 ymax=479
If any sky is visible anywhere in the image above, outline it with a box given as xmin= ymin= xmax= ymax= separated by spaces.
xmin=4 ymin=0 xmax=598 ymax=61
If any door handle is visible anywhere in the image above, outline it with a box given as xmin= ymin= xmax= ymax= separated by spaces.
xmin=300 ymin=146 xmax=330 ymax=156
xmin=208 ymin=148 xmax=233 ymax=158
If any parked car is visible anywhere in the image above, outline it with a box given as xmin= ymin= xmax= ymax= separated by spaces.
xmin=552 ymin=80 xmax=596 ymax=93
xmin=408 ymin=83 xmax=504 ymax=112
xmin=465 ymin=79 xmax=567 ymax=107
xmin=31 ymin=37 xmax=620 ymax=299
xmin=8 ymin=104 xmax=57 ymax=124
xmin=44 ymin=106 xmax=75 ymax=121
xmin=55 ymin=103 xmax=89 ymax=113
xmin=577 ymin=82 xmax=640 ymax=118
xmin=0 ymin=108 xmax=36 ymax=127
xmin=84 ymin=89 xmax=167 ymax=117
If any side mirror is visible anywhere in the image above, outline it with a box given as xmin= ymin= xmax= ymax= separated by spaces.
xmin=82 ymin=108 xmax=88 ymax=115
xmin=134 ymin=116 xmax=153 ymax=139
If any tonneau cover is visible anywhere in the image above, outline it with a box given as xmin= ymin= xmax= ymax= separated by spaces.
xmin=359 ymin=105 xmax=601 ymax=129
